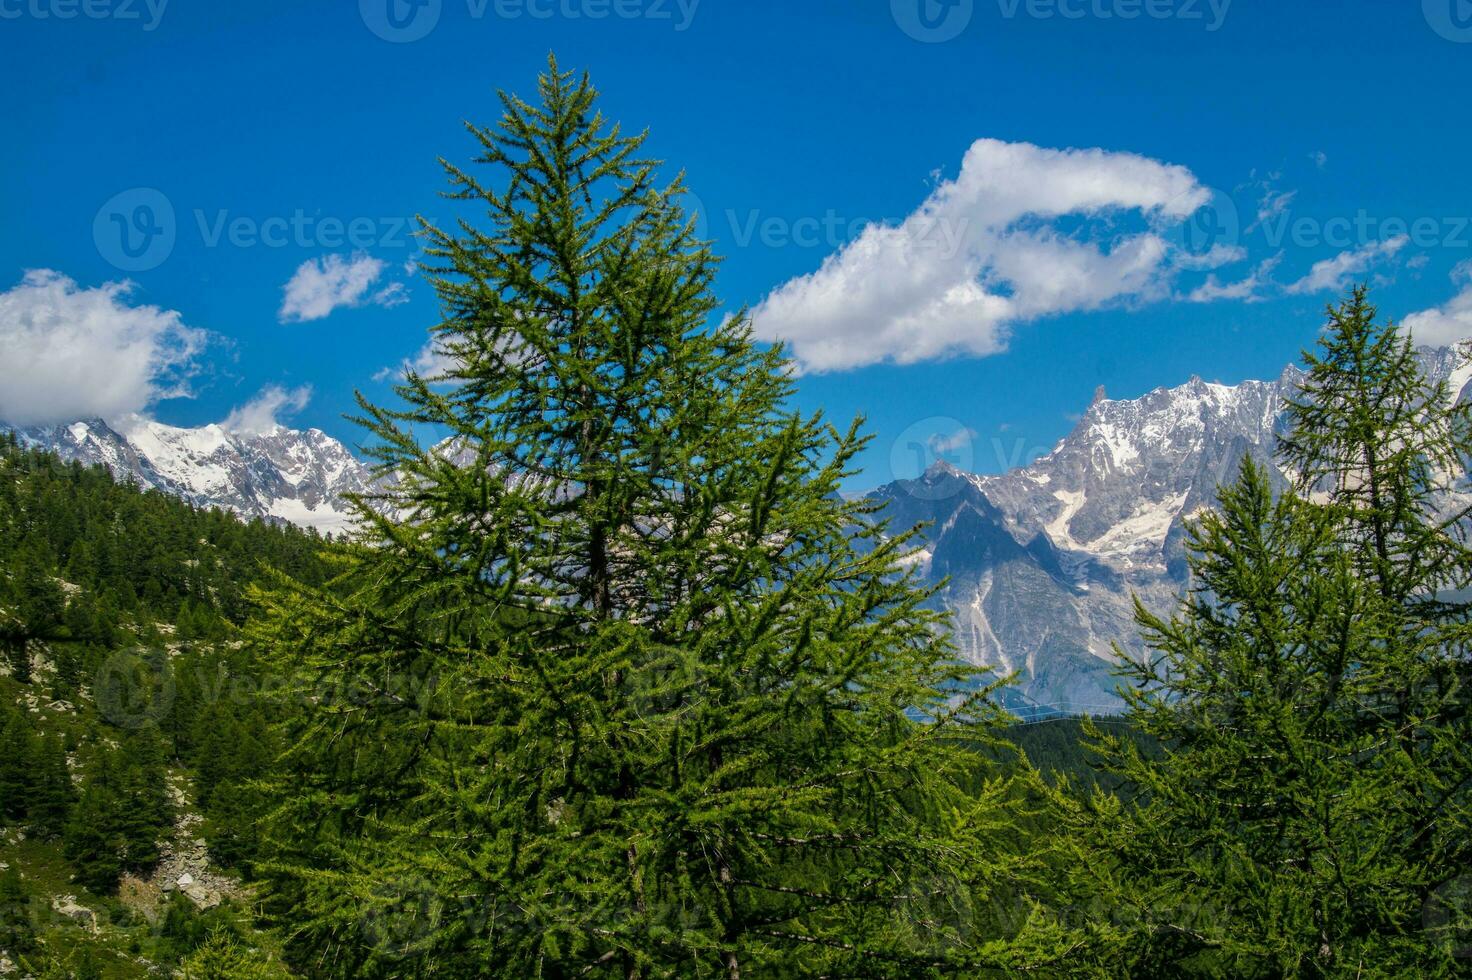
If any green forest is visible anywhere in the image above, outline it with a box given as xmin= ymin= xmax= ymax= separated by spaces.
xmin=2 ymin=61 xmax=1470 ymax=978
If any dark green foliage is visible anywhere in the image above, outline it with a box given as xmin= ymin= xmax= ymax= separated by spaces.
xmin=0 ymin=707 xmax=69 ymax=835
xmin=28 ymin=734 xmax=75 ymax=835
xmin=63 ymin=728 xmax=172 ymax=894
xmin=156 ymin=894 xmax=254 ymax=963
xmin=0 ymin=432 xmax=334 ymax=655
xmin=1002 ymin=717 xmax=1152 ymax=790
xmin=180 ymin=927 xmax=291 ymax=979
xmin=0 ymin=865 xmax=36 ymax=957
xmin=189 ymin=695 xmax=276 ymax=870
xmin=63 ymin=781 xmax=126 ymax=895
xmin=0 ymin=429 xmax=337 ymax=910
xmin=252 ymin=58 xmax=1052 ymax=979
xmin=0 ymin=550 xmax=65 ymax=682
xmin=0 ymin=708 xmax=35 ymax=821
xmin=1075 ymin=288 xmax=1472 ymax=976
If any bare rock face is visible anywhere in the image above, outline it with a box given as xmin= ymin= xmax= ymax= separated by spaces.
xmin=9 ymin=345 xmax=1472 ymax=717
xmin=50 ymin=895 xmax=98 ymax=934
xmin=868 ymin=344 xmax=1472 ymax=717
xmin=150 ymin=776 xmax=234 ymax=910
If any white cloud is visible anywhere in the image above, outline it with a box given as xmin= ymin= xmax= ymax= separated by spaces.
xmin=748 ymin=138 xmax=1208 ymax=372
xmin=1188 ymin=254 xmax=1282 ymax=303
xmin=1310 ymin=151 xmax=1328 ymax=170
xmin=1403 ymin=260 xmax=1472 ymax=348
xmin=1285 ymin=236 xmax=1408 ymax=296
xmin=1174 ymin=243 xmax=1248 ymax=271
xmin=221 ymin=384 xmax=312 ymax=435
xmin=279 ymin=253 xmax=407 ymax=324
xmin=928 ymin=426 xmax=978 ymax=455
xmin=0 ymin=270 xmax=208 ymax=426
xmin=1254 ymin=188 xmax=1297 ymax=227
xmin=373 ymin=338 xmax=459 ymax=383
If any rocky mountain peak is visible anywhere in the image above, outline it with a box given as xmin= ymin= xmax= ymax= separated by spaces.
xmin=868 ymin=345 xmax=1466 ymax=717
xmin=2 ymin=416 xmax=375 ymax=533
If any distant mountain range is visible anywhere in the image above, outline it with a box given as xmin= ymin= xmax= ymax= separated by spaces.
xmin=868 ymin=343 xmax=1472 ymax=716
xmin=1 ymin=417 xmax=375 ymax=534
xmin=9 ymin=343 xmax=1471 ymax=714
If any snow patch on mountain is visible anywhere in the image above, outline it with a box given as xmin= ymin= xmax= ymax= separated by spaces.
xmin=2 ymin=416 xmax=374 ymax=533
xmin=868 ymin=343 xmax=1472 ymax=717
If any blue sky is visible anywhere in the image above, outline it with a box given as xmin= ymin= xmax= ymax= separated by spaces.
xmin=3 ymin=0 xmax=1472 ymax=489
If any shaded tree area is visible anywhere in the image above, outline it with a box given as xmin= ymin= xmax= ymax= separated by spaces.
xmin=0 ymin=433 xmax=334 ymax=663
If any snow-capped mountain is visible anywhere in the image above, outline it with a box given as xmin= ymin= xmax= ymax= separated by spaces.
xmin=2 ymin=417 xmax=375 ymax=533
xmin=868 ymin=343 xmax=1472 ymax=717
xmin=8 ymin=344 xmax=1472 ymax=712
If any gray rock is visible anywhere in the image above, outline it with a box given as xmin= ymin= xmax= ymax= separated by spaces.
xmin=869 ymin=344 xmax=1472 ymax=716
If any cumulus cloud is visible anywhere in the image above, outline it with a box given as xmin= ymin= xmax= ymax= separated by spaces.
xmin=1403 ymin=260 xmax=1472 ymax=348
xmin=279 ymin=253 xmax=407 ymax=323
xmin=0 ymin=270 xmax=208 ymax=426
xmin=1285 ymin=236 xmax=1408 ymax=296
xmin=221 ymin=384 xmax=312 ymax=435
xmin=748 ymin=138 xmax=1208 ymax=372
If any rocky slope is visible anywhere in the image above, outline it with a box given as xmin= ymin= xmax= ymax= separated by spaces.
xmin=9 ymin=344 xmax=1472 ymax=714
xmin=1 ymin=417 xmax=375 ymax=533
xmin=868 ymin=343 xmax=1472 ymax=716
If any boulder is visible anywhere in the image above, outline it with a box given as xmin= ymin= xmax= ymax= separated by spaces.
xmin=51 ymin=894 xmax=98 ymax=934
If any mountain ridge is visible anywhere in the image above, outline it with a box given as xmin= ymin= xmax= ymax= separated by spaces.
xmin=868 ymin=343 xmax=1472 ymax=714
xmin=10 ymin=342 xmax=1471 ymax=712
xmin=1 ymin=417 xmax=375 ymax=533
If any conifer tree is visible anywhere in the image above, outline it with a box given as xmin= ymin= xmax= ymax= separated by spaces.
xmin=1075 ymin=288 xmax=1472 ymax=975
xmin=0 ymin=866 xmax=35 ymax=959
xmin=253 ymin=57 xmax=1044 ymax=978
xmin=180 ymin=928 xmax=292 ymax=979
xmin=28 ymin=735 xmax=74 ymax=836
xmin=0 ymin=710 xmax=34 ymax=822
xmin=65 ymin=777 xmax=126 ymax=894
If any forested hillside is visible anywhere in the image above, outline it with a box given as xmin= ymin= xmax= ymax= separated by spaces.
xmin=3 ymin=61 xmax=1472 ymax=979
xmin=0 ymin=433 xmax=333 ymax=977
